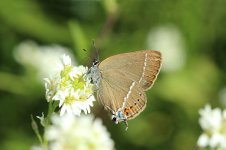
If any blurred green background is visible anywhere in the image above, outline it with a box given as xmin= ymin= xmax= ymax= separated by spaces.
xmin=1 ymin=0 xmax=226 ymax=150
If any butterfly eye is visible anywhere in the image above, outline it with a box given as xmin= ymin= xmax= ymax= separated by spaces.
xmin=111 ymin=114 xmax=116 ymax=121
xmin=112 ymin=117 xmax=116 ymax=122
xmin=93 ymin=59 xmax=99 ymax=66
xmin=112 ymin=117 xmax=119 ymax=124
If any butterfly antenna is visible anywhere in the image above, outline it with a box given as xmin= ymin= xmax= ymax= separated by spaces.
xmin=92 ymin=40 xmax=100 ymax=62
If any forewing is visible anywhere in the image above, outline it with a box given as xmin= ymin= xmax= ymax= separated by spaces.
xmin=99 ymin=50 xmax=161 ymax=91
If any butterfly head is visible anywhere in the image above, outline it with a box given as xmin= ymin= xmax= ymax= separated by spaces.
xmin=92 ymin=58 xmax=99 ymax=66
xmin=112 ymin=115 xmax=118 ymax=124
xmin=86 ymin=58 xmax=101 ymax=88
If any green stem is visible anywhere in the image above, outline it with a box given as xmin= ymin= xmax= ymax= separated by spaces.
xmin=43 ymin=101 xmax=59 ymax=146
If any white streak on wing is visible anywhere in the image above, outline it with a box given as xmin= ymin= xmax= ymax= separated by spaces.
xmin=121 ymin=81 xmax=136 ymax=109
xmin=139 ymin=53 xmax=148 ymax=83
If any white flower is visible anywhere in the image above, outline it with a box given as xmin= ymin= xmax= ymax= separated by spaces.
xmin=45 ymin=55 xmax=95 ymax=116
xmin=44 ymin=76 xmax=60 ymax=102
xmin=197 ymin=104 xmax=226 ymax=149
xmin=199 ymin=105 xmax=222 ymax=132
xmin=14 ymin=41 xmax=75 ymax=80
xmin=198 ymin=134 xmax=209 ymax=147
xmin=44 ymin=114 xmax=114 ymax=150
xmin=147 ymin=24 xmax=186 ymax=72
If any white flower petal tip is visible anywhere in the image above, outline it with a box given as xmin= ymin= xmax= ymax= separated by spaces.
xmin=44 ymin=55 xmax=95 ymax=116
xmin=61 ymin=54 xmax=72 ymax=66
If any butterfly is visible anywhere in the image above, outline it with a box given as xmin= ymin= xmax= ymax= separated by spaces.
xmin=87 ymin=50 xmax=162 ymax=130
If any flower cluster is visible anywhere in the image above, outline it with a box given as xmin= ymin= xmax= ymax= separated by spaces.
xmin=197 ymin=104 xmax=226 ymax=150
xmin=44 ymin=55 xmax=95 ymax=116
xmin=43 ymin=114 xmax=114 ymax=150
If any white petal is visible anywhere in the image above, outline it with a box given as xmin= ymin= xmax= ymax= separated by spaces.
xmin=66 ymin=105 xmax=73 ymax=115
xmin=209 ymin=133 xmax=223 ymax=148
xmin=86 ymin=106 xmax=90 ymax=114
xmin=60 ymin=105 xmax=67 ymax=116
xmin=199 ymin=104 xmax=223 ymax=131
xmin=62 ymin=54 xmax=71 ymax=66
xmin=197 ymin=134 xmax=209 ymax=147
xmin=71 ymin=104 xmax=81 ymax=116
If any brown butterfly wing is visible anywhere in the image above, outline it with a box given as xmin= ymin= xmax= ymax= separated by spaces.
xmin=120 ymin=82 xmax=147 ymax=120
xmin=99 ymin=50 xmax=161 ymax=91
xmin=97 ymin=50 xmax=161 ymax=120
xmin=97 ymin=70 xmax=135 ymax=113
xmin=97 ymin=72 xmax=147 ymax=120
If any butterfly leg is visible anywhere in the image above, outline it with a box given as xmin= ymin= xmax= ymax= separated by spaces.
xmin=123 ymin=119 xmax=128 ymax=131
